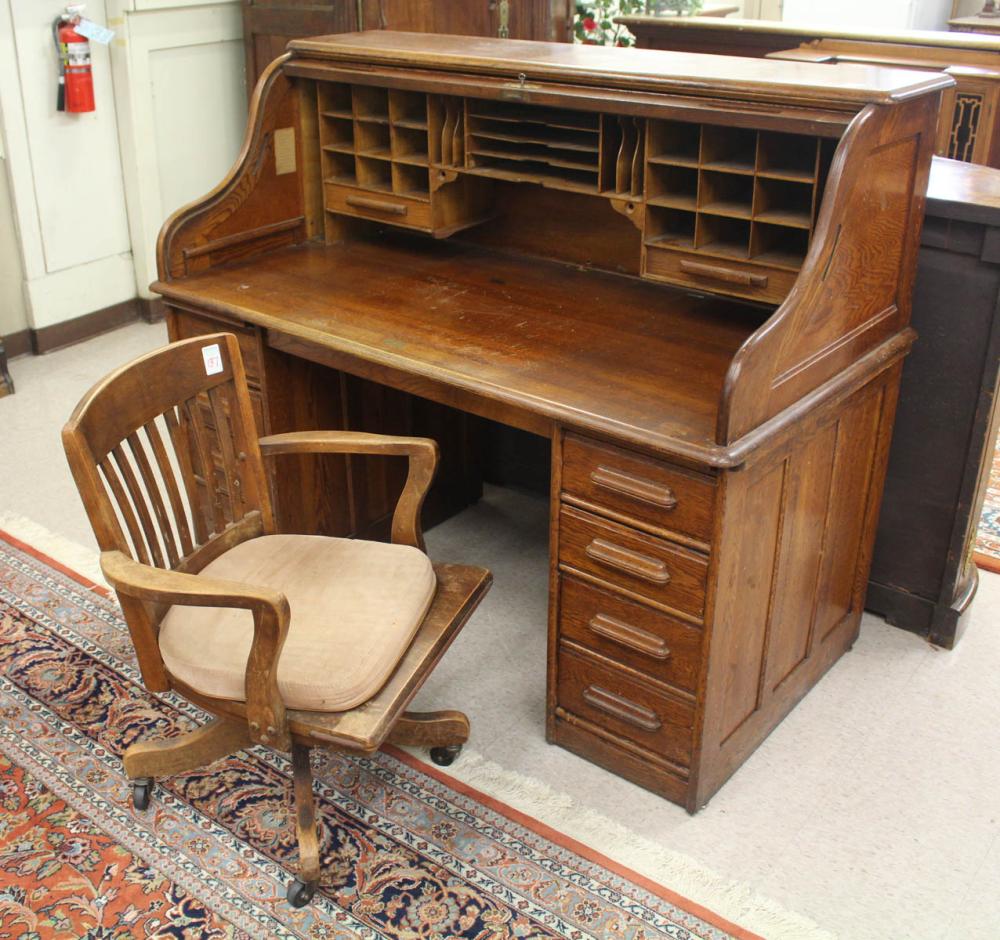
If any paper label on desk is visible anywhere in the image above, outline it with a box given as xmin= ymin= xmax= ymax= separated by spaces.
xmin=274 ymin=127 xmax=297 ymax=176
xmin=202 ymin=344 xmax=223 ymax=376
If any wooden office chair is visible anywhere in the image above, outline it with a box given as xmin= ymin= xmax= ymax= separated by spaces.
xmin=62 ymin=332 xmax=491 ymax=906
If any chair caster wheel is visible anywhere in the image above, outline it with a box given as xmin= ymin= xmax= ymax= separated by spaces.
xmin=287 ymin=876 xmax=317 ymax=908
xmin=430 ymin=744 xmax=462 ymax=767
xmin=132 ymin=778 xmax=153 ymax=812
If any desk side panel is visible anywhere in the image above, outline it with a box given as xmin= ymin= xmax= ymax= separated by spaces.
xmin=156 ymin=56 xmax=313 ymax=282
xmin=718 ymin=93 xmax=939 ymax=444
xmin=693 ymin=364 xmax=900 ymax=808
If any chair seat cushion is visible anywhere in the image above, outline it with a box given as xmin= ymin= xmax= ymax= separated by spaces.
xmin=158 ymin=534 xmax=436 ymax=712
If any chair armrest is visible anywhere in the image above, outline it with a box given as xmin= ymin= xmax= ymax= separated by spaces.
xmin=258 ymin=431 xmax=439 ymax=550
xmin=101 ymin=550 xmax=291 ymax=750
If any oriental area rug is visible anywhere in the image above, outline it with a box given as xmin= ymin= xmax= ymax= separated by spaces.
xmin=0 ymin=527 xmax=760 ymax=940
xmin=975 ymin=440 xmax=1000 ymax=573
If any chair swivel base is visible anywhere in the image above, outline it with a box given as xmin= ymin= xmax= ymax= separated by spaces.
xmin=132 ymin=777 xmax=154 ymax=811
xmin=287 ymin=876 xmax=318 ymax=908
xmin=430 ymin=744 xmax=462 ymax=766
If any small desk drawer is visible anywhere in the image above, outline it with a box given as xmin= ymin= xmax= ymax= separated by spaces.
xmin=557 ymin=644 xmax=694 ymax=768
xmin=559 ymin=575 xmax=702 ymax=693
xmin=324 ymin=182 xmax=431 ymax=231
xmin=562 ymin=434 xmax=714 ymax=543
xmin=643 ymin=245 xmax=797 ymax=305
xmin=559 ymin=505 xmax=708 ymax=618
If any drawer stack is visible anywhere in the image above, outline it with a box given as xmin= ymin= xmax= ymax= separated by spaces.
xmin=551 ymin=432 xmax=715 ymax=802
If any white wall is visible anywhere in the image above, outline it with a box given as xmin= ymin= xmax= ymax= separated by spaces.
xmin=0 ymin=151 xmax=29 ymax=338
xmin=0 ymin=0 xmax=136 ymax=330
xmin=781 ymin=0 xmax=955 ymax=30
xmin=0 ymin=0 xmax=247 ymax=334
xmin=741 ymin=0 xmax=784 ymax=18
xmin=107 ymin=0 xmax=246 ymax=300
xmin=952 ymin=0 xmax=992 ymax=14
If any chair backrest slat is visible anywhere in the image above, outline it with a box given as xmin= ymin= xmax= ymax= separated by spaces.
xmin=142 ymin=418 xmax=195 ymax=559
xmin=63 ymin=333 xmax=275 ymax=571
xmin=99 ymin=455 xmax=152 ymax=566
xmin=126 ymin=430 xmax=179 ymax=567
xmin=111 ymin=443 xmax=165 ymax=567
xmin=163 ymin=405 xmax=210 ymax=547
xmin=143 ymin=421 xmax=194 ymax=567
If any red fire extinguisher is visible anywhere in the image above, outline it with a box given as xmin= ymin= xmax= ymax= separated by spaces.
xmin=53 ymin=5 xmax=95 ymax=113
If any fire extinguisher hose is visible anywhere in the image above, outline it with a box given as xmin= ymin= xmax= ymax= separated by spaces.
xmin=53 ymin=16 xmax=66 ymax=112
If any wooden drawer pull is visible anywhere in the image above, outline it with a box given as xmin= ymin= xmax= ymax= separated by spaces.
xmin=590 ymin=465 xmax=677 ymax=509
xmin=680 ymin=259 xmax=768 ymax=288
xmin=585 ymin=538 xmax=671 ymax=584
xmin=582 ymin=685 xmax=662 ymax=732
xmin=588 ymin=613 xmax=671 ymax=660
xmin=345 ymin=195 xmax=408 ymax=217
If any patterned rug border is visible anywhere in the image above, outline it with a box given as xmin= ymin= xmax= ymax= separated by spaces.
xmin=974 ymin=434 xmax=1000 ymax=569
xmin=0 ymin=517 xmax=834 ymax=940
xmin=974 ymin=552 xmax=1000 ymax=575
xmin=384 ymin=744 xmax=765 ymax=940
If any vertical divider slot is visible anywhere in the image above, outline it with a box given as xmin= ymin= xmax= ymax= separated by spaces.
xmin=600 ymin=114 xmax=645 ymax=196
xmin=600 ymin=114 xmax=622 ymax=193
xmin=318 ymin=82 xmax=358 ymax=186
xmin=630 ymin=119 xmax=645 ymax=198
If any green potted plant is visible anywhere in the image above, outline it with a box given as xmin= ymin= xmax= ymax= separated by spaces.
xmin=574 ymin=0 xmax=704 ymax=46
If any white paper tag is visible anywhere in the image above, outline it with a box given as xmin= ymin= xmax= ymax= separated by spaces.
xmin=74 ymin=19 xmax=115 ymax=45
xmin=202 ymin=344 xmax=223 ymax=376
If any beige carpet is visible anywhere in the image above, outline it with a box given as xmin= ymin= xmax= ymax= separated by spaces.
xmin=2 ymin=321 xmax=1000 ymax=940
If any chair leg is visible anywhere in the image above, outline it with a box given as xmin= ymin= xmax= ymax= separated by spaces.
xmin=287 ymin=742 xmax=321 ymax=908
xmin=386 ymin=709 xmax=470 ymax=766
xmin=123 ymin=718 xmax=251 ymax=810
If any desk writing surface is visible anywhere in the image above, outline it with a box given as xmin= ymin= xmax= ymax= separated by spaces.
xmin=926 ymin=156 xmax=1000 ymax=224
xmin=155 ymin=237 xmax=763 ymax=456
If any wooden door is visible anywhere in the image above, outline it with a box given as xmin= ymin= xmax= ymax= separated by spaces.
xmin=359 ymin=1 xmax=572 ymax=40
xmin=243 ymin=1 xmax=359 ymax=88
xmin=244 ymin=0 xmax=575 ymax=86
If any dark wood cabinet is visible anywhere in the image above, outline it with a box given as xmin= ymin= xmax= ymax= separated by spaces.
xmin=359 ymin=0 xmax=573 ymax=41
xmin=866 ymin=157 xmax=1000 ymax=649
xmin=244 ymin=1 xmax=575 ymax=86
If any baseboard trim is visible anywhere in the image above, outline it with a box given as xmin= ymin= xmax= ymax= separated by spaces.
xmin=30 ymin=299 xmax=142 ymax=355
xmin=2 ymin=329 xmax=31 ymax=358
xmin=139 ymin=296 xmax=166 ymax=323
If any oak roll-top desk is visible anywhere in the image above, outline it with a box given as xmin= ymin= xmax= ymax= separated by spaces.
xmin=153 ymin=33 xmax=947 ymax=812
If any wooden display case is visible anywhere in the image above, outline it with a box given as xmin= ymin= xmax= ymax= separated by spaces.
xmin=618 ymin=15 xmax=1000 ymax=170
